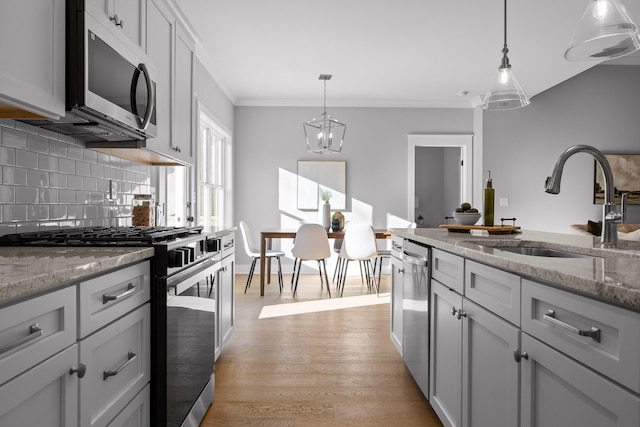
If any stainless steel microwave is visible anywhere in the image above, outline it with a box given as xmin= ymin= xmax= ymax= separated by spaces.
xmin=66 ymin=0 xmax=157 ymax=141
xmin=21 ymin=0 xmax=157 ymax=144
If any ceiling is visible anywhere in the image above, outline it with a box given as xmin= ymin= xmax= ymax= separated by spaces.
xmin=173 ymin=0 xmax=640 ymax=108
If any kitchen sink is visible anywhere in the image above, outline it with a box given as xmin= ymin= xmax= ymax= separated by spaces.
xmin=489 ymin=246 xmax=595 ymax=258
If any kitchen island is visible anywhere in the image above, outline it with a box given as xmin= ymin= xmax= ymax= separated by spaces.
xmin=391 ymin=227 xmax=640 ymax=427
xmin=391 ymin=227 xmax=640 ymax=311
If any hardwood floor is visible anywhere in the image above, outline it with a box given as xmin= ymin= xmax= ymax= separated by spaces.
xmin=200 ymin=270 xmax=443 ymax=426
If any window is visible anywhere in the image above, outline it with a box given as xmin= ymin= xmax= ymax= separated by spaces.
xmin=197 ymin=108 xmax=232 ymax=228
xmin=166 ymin=165 xmax=187 ymax=227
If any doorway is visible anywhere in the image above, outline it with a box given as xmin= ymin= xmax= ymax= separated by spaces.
xmin=407 ymin=134 xmax=476 ymax=226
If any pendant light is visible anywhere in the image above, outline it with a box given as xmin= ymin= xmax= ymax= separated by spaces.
xmin=482 ymin=0 xmax=530 ymax=111
xmin=303 ymin=74 xmax=346 ymax=154
xmin=565 ymin=0 xmax=640 ymax=62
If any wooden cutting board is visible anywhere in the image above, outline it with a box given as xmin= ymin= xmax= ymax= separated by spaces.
xmin=439 ymin=224 xmax=521 ymax=234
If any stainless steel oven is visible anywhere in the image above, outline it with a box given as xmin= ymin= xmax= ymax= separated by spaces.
xmin=161 ymin=257 xmax=219 ymax=427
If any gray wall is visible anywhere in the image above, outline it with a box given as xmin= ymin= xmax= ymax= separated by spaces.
xmin=483 ymin=64 xmax=640 ymax=233
xmin=234 ymin=106 xmax=473 ymax=269
xmin=414 ymin=147 xmax=460 ymax=228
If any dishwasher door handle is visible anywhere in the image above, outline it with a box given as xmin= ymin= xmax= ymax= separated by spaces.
xmin=401 ymin=251 xmax=428 ymax=267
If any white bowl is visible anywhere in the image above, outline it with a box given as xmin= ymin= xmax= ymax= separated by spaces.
xmin=453 ymin=212 xmax=481 ymax=225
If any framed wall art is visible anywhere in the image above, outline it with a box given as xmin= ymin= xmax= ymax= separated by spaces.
xmin=594 ymin=153 xmax=640 ymax=205
xmin=297 ymin=160 xmax=346 ymax=210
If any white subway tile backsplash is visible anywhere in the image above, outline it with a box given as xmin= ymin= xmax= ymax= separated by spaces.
xmin=15 ymin=186 xmax=38 ymax=204
xmin=2 ymin=128 xmax=28 ymax=149
xmin=59 ymin=189 xmax=75 ymax=204
xmin=0 ymin=146 xmax=16 ymax=165
xmin=0 ymin=121 xmax=153 ymax=230
xmin=27 ymin=169 xmax=49 ymax=187
xmin=0 ymin=185 xmax=15 ymax=203
xmin=27 ymin=133 xmax=49 ymax=153
xmin=38 ymin=153 xmax=59 ymax=172
xmin=67 ymin=174 xmax=83 ymax=190
xmin=16 ymin=149 xmax=38 ymax=169
xmin=83 ymin=176 xmax=97 ymax=191
xmin=59 ymin=158 xmax=75 ymax=174
xmin=2 ymin=167 xmax=27 ymax=186
xmin=67 ymin=144 xmax=84 ymax=160
xmin=3 ymin=205 xmax=27 ymax=222
xmin=27 ymin=205 xmax=48 ymax=221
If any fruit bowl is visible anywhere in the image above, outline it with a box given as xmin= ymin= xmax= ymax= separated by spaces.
xmin=452 ymin=212 xmax=482 ymax=225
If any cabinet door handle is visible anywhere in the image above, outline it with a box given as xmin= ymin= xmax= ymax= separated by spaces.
xmin=70 ymin=363 xmax=87 ymax=378
xmin=543 ymin=310 xmax=601 ymax=343
xmin=103 ymin=351 xmax=137 ymax=380
xmin=0 ymin=323 xmax=43 ymax=355
xmin=513 ymin=349 xmax=529 ymax=363
xmin=103 ymin=283 xmax=136 ymax=304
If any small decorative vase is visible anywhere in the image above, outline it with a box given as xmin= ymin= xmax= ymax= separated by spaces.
xmin=332 ymin=211 xmax=345 ymax=231
xmin=331 ymin=219 xmax=341 ymax=232
xmin=321 ymin=201 xmax=331 ymax=231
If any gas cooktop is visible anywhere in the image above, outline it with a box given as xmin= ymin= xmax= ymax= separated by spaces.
xmin=0 ymin=226 xmax=204 ymax=246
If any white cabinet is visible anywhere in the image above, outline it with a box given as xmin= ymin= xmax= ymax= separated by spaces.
xmin=0 ymin=0 xmax=65 ymax=118
xmin=520 ymin=333 xmax=640 ymax=427
xmin=430 ymin=253 xmax=521 ymax=427
xmin=146 ymin=0 xmax=174 ymax=159
xmin=145 ymin=0 xmax=195 ymax=164
xmin=88 ymin=0 xmax=145 ymax=48
xmin=0 ymin=260 xmax=151 ymax=427
xmin=430 ymin=279 xmax=463 ymax=427
xmin=172 ymin=26 xmax=195 ymax=163
xmin=0 ymin=345 xmax=79 ymax=427
xmin=390 ymin=252 xmax=404 ymax=355
xmin=218 ymin=233 xmax=236 ymax=352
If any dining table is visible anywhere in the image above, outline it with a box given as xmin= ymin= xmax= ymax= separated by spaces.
xmin=259 ymin=227 xmax=391 ymax=296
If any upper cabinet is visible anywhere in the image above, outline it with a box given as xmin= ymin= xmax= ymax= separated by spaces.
xmin=88 ymin=0 xmax=145 ymax=49
xmin=0 ymin=0 xmax=65 ymax=119
xmin=146 ymin=0 xmax=195 ymax=165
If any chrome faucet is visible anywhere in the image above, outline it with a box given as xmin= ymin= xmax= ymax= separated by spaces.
xmin=545 ymin=145 xmax=626 ymax=248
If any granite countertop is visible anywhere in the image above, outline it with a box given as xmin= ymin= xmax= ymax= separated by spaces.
xmin=390 ymin=228 xmax=640 ymax=312
xmin=0 ymin=246 xmax=154 ymax=306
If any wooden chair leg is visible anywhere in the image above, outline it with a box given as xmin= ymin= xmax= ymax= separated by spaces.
xmin=292 ymin=259 xmax=302 ymax=296
xmin=317 ymin=260 xmax=324 ymax=288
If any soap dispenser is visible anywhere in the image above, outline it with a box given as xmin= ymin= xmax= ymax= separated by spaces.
xmin=483 ymin=171 xmax=495 ymax=226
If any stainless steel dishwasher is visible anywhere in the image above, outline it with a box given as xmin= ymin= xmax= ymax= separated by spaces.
xmin=401 ymin=239 xmax=430 ymax=398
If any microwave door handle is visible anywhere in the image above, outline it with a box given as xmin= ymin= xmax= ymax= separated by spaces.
xmin=130 ymin=63 xmax=154 ymax=130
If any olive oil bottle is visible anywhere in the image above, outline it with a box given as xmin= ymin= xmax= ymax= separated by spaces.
xmin=483 ymin=171 xmax=495 ymax=226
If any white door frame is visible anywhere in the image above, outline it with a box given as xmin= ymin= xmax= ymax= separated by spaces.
xmin=408 ymin=134 xmax=477 ymax=221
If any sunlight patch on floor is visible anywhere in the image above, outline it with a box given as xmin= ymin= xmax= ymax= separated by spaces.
xmin=258 ymin=292 xmax=391 ymax=319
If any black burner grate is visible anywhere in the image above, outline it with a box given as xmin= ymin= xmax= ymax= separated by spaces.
xmin=0 ymin=226 xmax=203 ymax=246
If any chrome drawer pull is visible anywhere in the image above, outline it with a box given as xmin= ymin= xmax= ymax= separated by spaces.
xmin=103 ymin=351 xmax=137 ymax=380
xmin=543 ymin=310 xmax=601 ymax=343
xmin=0 ymin=323 xmax=44 ymax=355
xmin=103 ymin=283 xmax=136 ymax=304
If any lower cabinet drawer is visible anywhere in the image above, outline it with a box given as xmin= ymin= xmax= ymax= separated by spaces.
xmin=78 ymin=261 xmax=150 ymax=338
xmin=522 ymin=280 xmax=640 ymax=394
xmin=465 ymin=260 xmax=521 ymax=326
xmin=0 ymin=286 xmax=76 ymax=386
xmin=431 ymin=248 xmax=464 ymax=293
xmin=79 ymin=304 xmax=150 ymax=427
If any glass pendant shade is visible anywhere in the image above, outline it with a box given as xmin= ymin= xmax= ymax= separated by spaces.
xmin=482 ymin=66 xmax=530 ymax=110
xmin=565 ymin=0 xmax=640 ymax=61
xmin=303 ymin=113 xmax=346 ymax=154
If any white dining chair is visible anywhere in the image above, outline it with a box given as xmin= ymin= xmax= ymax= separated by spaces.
xmin=239 ymin=221 xmax=284 ymax=293
xmin=337 ymin=223 xmax=379 ymax=297
xmin=291 ymin=223 xmax=332 ymax=297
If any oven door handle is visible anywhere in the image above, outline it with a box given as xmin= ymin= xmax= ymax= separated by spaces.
xmin=165 ymin=258 xmax=220 ymax=293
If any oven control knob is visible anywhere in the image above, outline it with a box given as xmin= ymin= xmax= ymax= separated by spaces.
xmin=168 ymin=250 xmax=184 ymax=268
xmin=205 ymin=239 xmax=219 ymax=253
